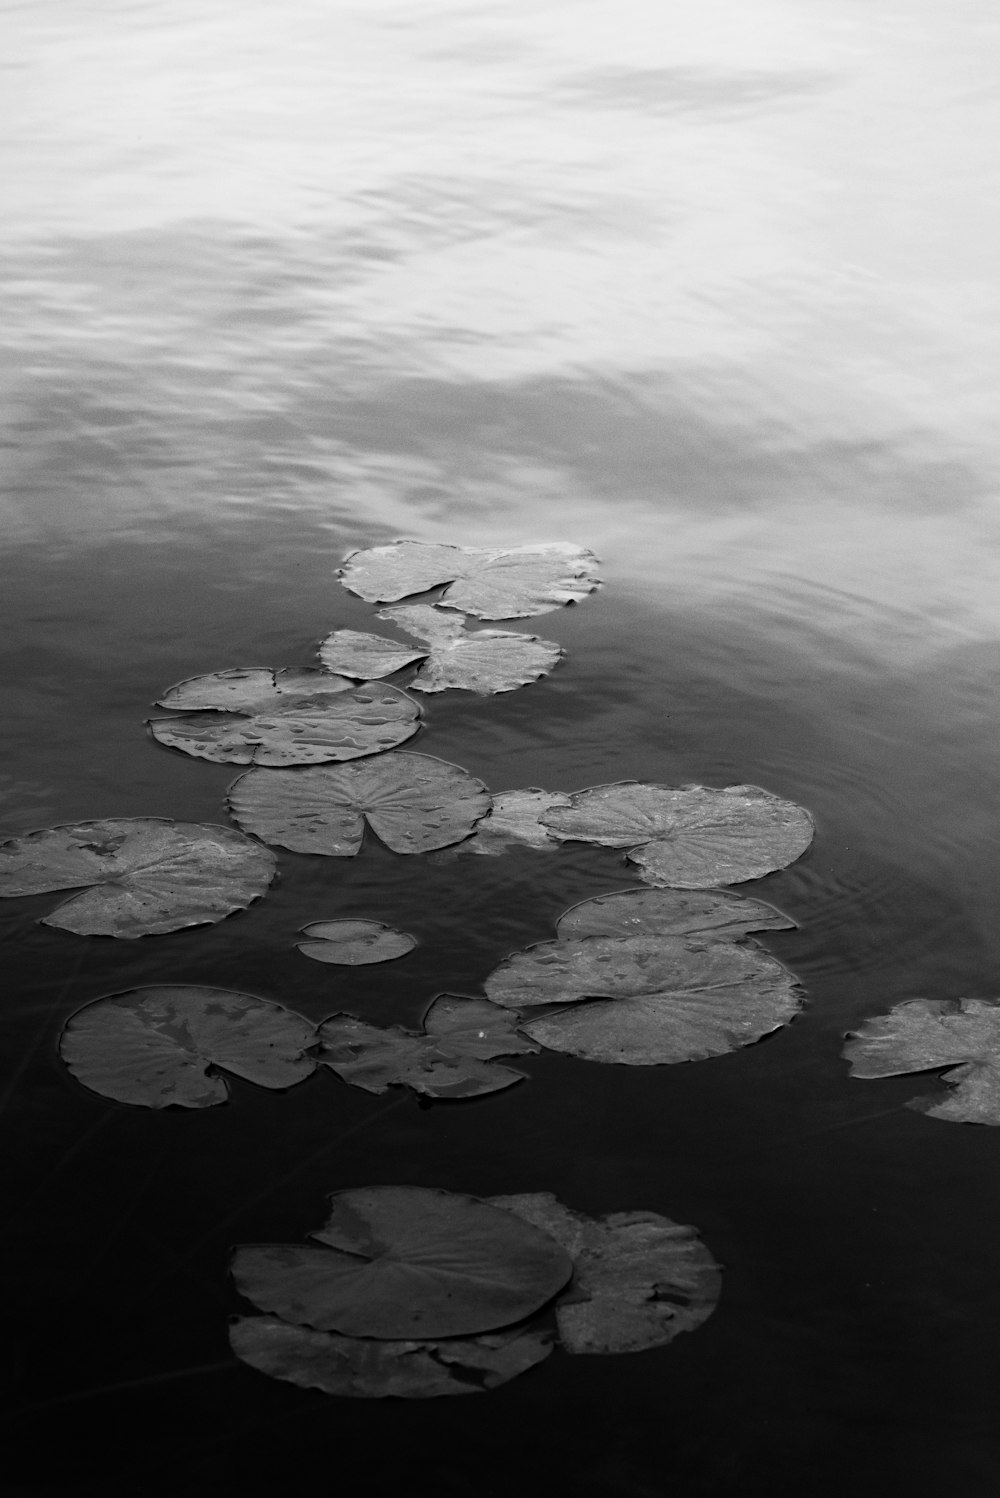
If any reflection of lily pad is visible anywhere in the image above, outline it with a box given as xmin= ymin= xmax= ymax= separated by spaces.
xmin=429 ymin=789 xmax=572 ymax=861
xmin=542 ymin=781 xmax=814 ymax=888
xmin=60 ymin=985 xmax=317 ymax=1107
xmin=318 ymin=995 xmax=538 ymax=1098
xmin=297 ymin=920 xmax=416 ymax=966
xmin=844 ymin=997 xmax=1000 ymax=1124
xmin=156 ymin=667 xmax=353 ymax=711
xmin=0 ymin=818 xmax=276 ymax=937
xmin=489 ymin=1192 xmax=721 ymax=1354
xmin=231 ymin=1185 xmax=574 ymax=1338
xmin=556 ymin=887 xmax=795 ymax=941
xmin=229 ymin=1315 xmax=552 ymax=1399
xmin=338 ymin=541 xmax=600 ymax=619
xmin=485 ymin=934 xmax=802 ymax=1064
xmin=228 ymin=752 xmax=490 ymax=856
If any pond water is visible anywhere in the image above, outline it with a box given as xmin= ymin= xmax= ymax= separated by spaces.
xmin=4 ymin=1 xmax=1000 ymax=1493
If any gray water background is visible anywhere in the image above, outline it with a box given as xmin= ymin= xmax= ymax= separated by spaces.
xmin=3 ymin=2 xmax=1000 ymax=1493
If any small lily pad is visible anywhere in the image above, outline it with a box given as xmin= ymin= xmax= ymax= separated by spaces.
xmin=381 ymin=605 xmax=562 ymax=694
xmin=156 ymin=667 xmax=354 ymax=712
xmin=0 ymin=817 xmax=276 ymax=937
xmin=556 ymin=887 xmax=795 ymax=941
xmin=231 ymin=1185 xmax=574 ymax=1339
xmin=489 ymin=1193 xmax=721 ymax=1354
xmin=542 ymin=782 xmax=814 ymax=888
xmin=318 ymin=994 xmax=538 ymax=1098
xmin=297 ymin=920 xmax=417 ymax=966
xmin=844 ymin=997 xmax=1000 ymax=1124
xmin=60 ymin=985 xmax=317 ymax=1107
xmin=227 ymin=752 xmax=490 ymax=856
xmin=229 ymin=1316 xmax=552 ymax=1398
xmin=317 ymin=632 xmax=425 ymax=681
xmin=338 ymin=541 xmax=600 ymax=619
xmin=429 ymin=789 xmax=572 ymax=860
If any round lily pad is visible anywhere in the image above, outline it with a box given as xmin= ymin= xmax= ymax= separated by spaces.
xmin=556 ymin=887 xmax=795 ymax=941
xmin=156 ymin=667 xmax=354 ymax=712
xmin=297 ymin=920 xmax=417 ymax=966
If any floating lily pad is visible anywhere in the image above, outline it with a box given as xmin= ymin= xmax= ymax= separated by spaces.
xmin=59 ymin=985 xmax=317 ymax=1107
xmin=156 ymin=667 xmax=353 ymax=712
xmin=383 ymin=606 xmax=562 ymax=694
xmin=297 ymin=920 xmax=417 ymax=966
xmin=229 ymin=1316 xmax=552 ymax=1399
xmin=227 ymin=752 xmax=490 ymax=856
xmin=556 ymin=887 xmax=795 ymax=941
xmin=485 ymin=934 xmax=802 ymax=1064
xmin=317 ymin=631 xmax=425 ymax=681
xmin=542 ymin=782 xmax=814 ymax=888
xmin=149 ymin=683 xmax=419 ymax=767
xmin=338 ymin=541 xmax=600 ymax=619
xmin=0 ymin=817 xmax=276 ymax=937
xmin=844 ymin=997 xmax=1000 ymax=1124
xmin=429 ymin=789 xmax=572 ymax=861
xmin=318 ymin=994 xmax=538 ymax=1098
xmin=489 ymin=1193 xmax=721 ymax=1355
xmin=231 ymin=1185 xmax=574 ymax=1339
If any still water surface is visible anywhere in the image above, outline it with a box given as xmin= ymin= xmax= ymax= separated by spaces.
xmin=3 ymin=2 xmax=1000 ymax=1494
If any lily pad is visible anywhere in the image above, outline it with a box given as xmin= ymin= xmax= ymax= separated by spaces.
xmin=229 ymin=1316 xmax=552 ymax=1398
xmin=227 ymin=752 xmax=490 ymax=856
xmin=484 ymin=934 xmax=802 ymax=1064
xmin=149 ymin=683 xmax=420 ymax=766
xmin=231 ymin=1185 xmax=574 ymax=1339
xmin=382 ymin=606 xmax=562 ymax=694
xmin=429 ymin=789 xmax=572 ymax=860
xmin=489 ymin=1193 xmax=721 ymax=1355
xmin=318 ymin=994 xmax=539 ymax=1098
xmin=297 ymin=920 xmax=417 ymax=966
xmin=844 ymin=997 xmax=1000 ymax=1124
xmin=59 ymin=985 xmax=317 ymax=1107
xmin=338 ymin=541 xmax=600 ymax=619
xmin=317 ymin=631 xmax=425 ymax=681
xmin=156 ymin=667 xmax=354 ymax=712
xmin=542 ymin=781 xmax=814 ymax=888
xmin=556 ymin=887 xmax=795 ymax=941
xmin=0 ymin=817 xmax=276 ymax=937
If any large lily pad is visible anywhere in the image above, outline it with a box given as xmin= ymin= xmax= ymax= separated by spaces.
xmin=227 ymin=752 xmax=490 ymax=856
xmin=231 ymin=1185 xmax=574 ymax=1339
xmin=318 ymin=995 xmax=539 ymax=1098
xmin=0 ymin=817 xmax=276 ymax=937
xmin=556 ymin=887 xmax=795 ymax=941
xmin=59 ymin=985 xmax=317 ymax=1107
xmin=156 ymin=667 xmax=353 ymax=711
xmin=542 ymin=782 xmax=814 ymax=888
xmin=429 ymin=789 xmax=572 ymax=861
xmin=297 ymin=920 xmax=417 ymax=966
xmin=844 ymin=997 xmax=1000 ymax=1124
xmin=485 ymin=934 xmax=802 ymax=1064
xmin=489 ymin=1193 xmax=721 ymax=1355
xmin=338 ymin=541 xmax=600 ymax=619
xmin=229 ymin=1316 xmax=552 ymax=1398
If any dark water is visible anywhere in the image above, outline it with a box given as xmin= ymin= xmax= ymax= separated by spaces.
xmin=4 ymin=3 xmax=1000 ymax=1495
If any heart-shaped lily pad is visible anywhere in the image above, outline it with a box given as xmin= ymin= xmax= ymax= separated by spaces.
xmin=156 ymin=667 xmax=354 ymax=712
xmin=60 ymin=985 xmax=317 ymax=1107
xmin=556 ymin=887 xmax=795 ymax=941
xmin=297 ymin=920 xmax=417 ymax=966
xmin=318 ymin=994 xmax=539 ymax=1098
xmin=0 ymin=818 xmax=276 ymax=937
xmin=338 ymin=541 xmax=600 ymax=619
xmin=489 ymin=1192 xmax=721 ymax=1354
xmin=542 ymin=782 xmax=814 ymax=888
xmin=844 ymin=997 xmax=1000 ymax=1124
xmin=227 ymin=752 xmax=490 ymax=856
xmin=231 ymin=1185 xmax=574 ymax=1339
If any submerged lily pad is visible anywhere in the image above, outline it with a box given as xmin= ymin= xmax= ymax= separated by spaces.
xmin=485 ymin=934 xmax=802 ymax=1065
xmin=0 ymin=818 xmax=276 ymax=937
xmin=231 ymin=1185 xmax=574 ymax=1339
xmin=542 ymin=782 xmax=814 ymax=888
xmin=844 ymin=997 xmax=1000 ymax=1124
xmin=229 ymin=1316 xmax=552 ymax=1399
xmin=318 ymin=994 xmax=539 ymax=1098
xmin=60 ymin=985 xmax=316 ymax=1107
xmin=429 ymin=789 xmax=572 ymax=861
xmin=228 ymin=752 xmax=490 ymax=856
xmin=338 ymin=541 xmax=600 ymax=619
xmin=489 ymin=1193 xmax=721 ymax=1355
xmin=556 ymin=887 xmax=795 ymax=941
xmin=297 ymin=920 xmax=416 ymax=966
xmin=156 ymin=667 xmax=354 ymax=712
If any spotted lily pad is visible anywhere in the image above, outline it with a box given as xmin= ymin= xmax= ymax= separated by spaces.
xmin=227 ymin=752 xmax=490 ymax=856
xmin=556 ymin=887 xmax=795 ymax=941
xmin=844 ymin=997 xmax=1000 ymax=1124
xmin=489 ymin=1193 xmax=721 ymax=1354
xmin=484 ymin=934 xmax=802 ymax=1064
xmin=338 ymin=541 xmax=600 ymax=619
xmin=542 ymin=782 xmax=814 ymax=888
xmin=229 ymin=1316 xmax=552 ymax=1398
xmin=297 ymin=920 xmax=417 ymax=966
xmin=318 ymin=995 xmax=539 ymax=1098
xmin=0 ymin=818 xmax=276 ymax=937
xmin=429 ymin=789 xmax=572 ymax=861
xmin=156 ymin=667 xmax=354 ymax=711
xmin=60 ymin=985 xmax=317 ymax=1107
xmin=231 ymin=1185 xmax=574 ymax=1338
